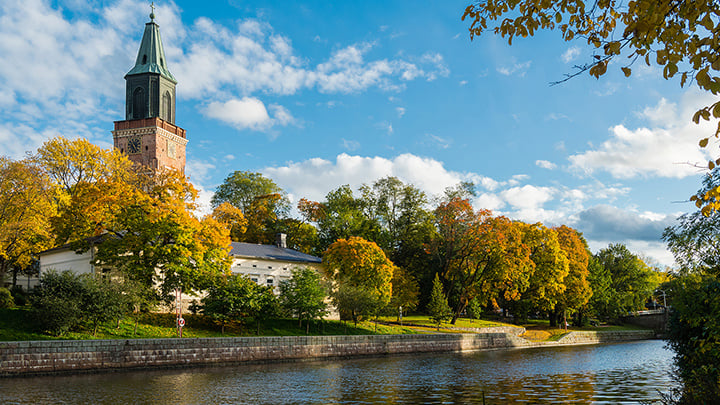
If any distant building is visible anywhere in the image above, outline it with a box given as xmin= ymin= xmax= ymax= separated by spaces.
xmin=229 ymin=234 xmax=323 ymax=293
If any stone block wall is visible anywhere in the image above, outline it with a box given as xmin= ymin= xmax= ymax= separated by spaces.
xmin=0 ymin=331 xmax=654 ymax=377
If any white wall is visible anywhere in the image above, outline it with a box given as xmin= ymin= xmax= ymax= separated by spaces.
xmin=39 ymin=249 xmax=94 ymax=276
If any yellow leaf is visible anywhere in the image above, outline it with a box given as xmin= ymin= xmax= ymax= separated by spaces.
xmin=622 ymin=67 xmax=632 ymax=77
xmin=700 ymin=138 xmax=709 ymax=147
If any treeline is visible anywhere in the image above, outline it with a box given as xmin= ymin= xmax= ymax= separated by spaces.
xmin=210 ymin=168 xmax=664 ymax=327
xmin=1 ymin=137 xmax=663 ymax=331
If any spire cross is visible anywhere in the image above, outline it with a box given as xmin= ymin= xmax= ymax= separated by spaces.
xmin=150 ymin=2 xmax=155 ymax=21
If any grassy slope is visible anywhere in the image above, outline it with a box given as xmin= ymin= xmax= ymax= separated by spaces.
xmin=0 ymin=308 xmax=649 ymax=342
xmin=0 ymin=308 xmax=419 ymax=341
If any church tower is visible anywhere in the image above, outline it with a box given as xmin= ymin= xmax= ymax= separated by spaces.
xmin=113 ymin=8 xmax=187 ymax=173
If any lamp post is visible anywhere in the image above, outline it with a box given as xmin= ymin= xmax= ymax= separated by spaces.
xmin=656 ymin=289 xmax=667 ymax=311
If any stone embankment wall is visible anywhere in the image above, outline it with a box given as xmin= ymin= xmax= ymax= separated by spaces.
xmin=0 ymin=330 xmax=654 ymax=377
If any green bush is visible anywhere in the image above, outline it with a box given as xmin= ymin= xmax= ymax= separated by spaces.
xmin=0 ymin=287 xmax=14 ymax=309
xmin=10 ymin=285 xmax=27 ymax=306
xmin=666 ymin=274 xmax=720 ymax=404
xmin=30 ymin=271 xmax=86 ymax=335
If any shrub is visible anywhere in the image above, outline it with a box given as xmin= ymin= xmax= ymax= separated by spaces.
xmin=10 ymin=285 xmax=26 ymax=306
xmin=0 ymin=288 xmax=14 ymax=309
xmin=30 ymin=271 xmax=86 ymax=335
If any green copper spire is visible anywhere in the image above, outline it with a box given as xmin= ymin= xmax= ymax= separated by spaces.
xmin=124 ymin=5 xmax=178 ymax=123
xmin=125 ymin=8 xmax=176 ymax=83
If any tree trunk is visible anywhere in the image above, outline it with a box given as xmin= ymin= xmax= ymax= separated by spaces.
xmin=306 ymin=320 xmax=309 ymax=335
xmin=134 ymin=318 xmax=139 ymax=335
xmin=256 ymin=319 xmax=260 ymax=335
xmin=221 ymin=323 xmax=225 ymax=335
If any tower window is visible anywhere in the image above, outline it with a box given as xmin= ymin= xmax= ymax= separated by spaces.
xmin=142 ymin=55 xmax=147 ymax=64
xmin=132 ymin=87 xmax=146 ymax=119
xmin=160 ymin=58 xmax=164 ymax=67
xmin=162 ymin=91 xmax=172 ymax=122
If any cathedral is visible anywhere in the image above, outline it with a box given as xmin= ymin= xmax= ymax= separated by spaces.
xmin=112 ymin=8 xmax=187 ymax=173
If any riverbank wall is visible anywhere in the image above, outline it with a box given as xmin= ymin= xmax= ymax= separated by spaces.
xmin=0 ymin=330 xmax=654 ymax=377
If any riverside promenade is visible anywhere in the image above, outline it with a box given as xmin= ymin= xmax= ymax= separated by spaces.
xmin=0 ymin=330 xmax=654 ymax=377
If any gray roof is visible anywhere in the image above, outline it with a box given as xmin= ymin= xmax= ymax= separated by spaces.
xmin=230 ymin=242 xmax=322 ymax=264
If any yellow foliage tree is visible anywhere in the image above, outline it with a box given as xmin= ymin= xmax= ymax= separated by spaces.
xmin=323 ymin=236 xmax=394 ymax=313
xmin=0 ymin=158 xmax=56 ymax=285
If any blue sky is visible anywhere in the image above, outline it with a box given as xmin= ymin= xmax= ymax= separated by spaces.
xmin=1 ymin=0 xmax=715 ymax=266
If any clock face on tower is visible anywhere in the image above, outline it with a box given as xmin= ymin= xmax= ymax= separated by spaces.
xmin=127 ymin=137 xmax=141 ymax=154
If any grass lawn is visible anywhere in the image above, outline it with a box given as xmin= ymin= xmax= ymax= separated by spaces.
xmin=0 ymin=308 xmax=419 ymax=341
xmin=0 ymin=309 xmax=651 ymax=342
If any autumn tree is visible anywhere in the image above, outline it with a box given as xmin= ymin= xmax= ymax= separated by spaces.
xmin=386 ymin=265 xmax=420 ymax=317
xmin=430 ymin=198 xmax=534 ymax=323
xmin=511 ymin=223 xmax=569 ymax=323
xmin=462 ymin=1 xmax=720 ymax=210
xmin=552 ymin=225 xmax=592 ymax=326
xmin=34 ymin=137 xmax=133 ymax=246
xmin=0 ymin=158 xmax=55 ymax=286
xmin=323 ymin=237 xmax=394 ymax=321
xmin=211 ymin=202 xmax=247 ymax=242
xmin=92 ymin=171 xmax=232 ymax=301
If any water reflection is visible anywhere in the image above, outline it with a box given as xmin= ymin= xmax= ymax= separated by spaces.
xmin=0 ymin=340 xmax=675 ymax=404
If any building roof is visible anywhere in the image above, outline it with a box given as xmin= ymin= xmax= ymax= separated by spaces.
xmin=230 ymin=242 xmax=322 ymax=264
xmin=125 ymin=16 xmax=177 ymax=83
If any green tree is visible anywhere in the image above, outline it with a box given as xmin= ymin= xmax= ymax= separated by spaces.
xmin=592 ymin=244 xmax=657 ymax=321
xmin=80 ymin=275 xmax=126 ymax=336
xmin=202 ymin=274 xmax=259 ymax=334
xmin=665 ymin=170 xmax=720 ymax=274
xmin=279 ymin=267 xmax=328 ymax=333
xmin=299 ymin=186 xmax=382 ymax=252
xmin=30 ymin=270 xmax=85 ymax=335
xmin=666 ymin=273 xmax=720 ymax=403
xmin=211 ymin=171 xmax=289 ymax=214
xmin=427 ymin=273 xmax=452 ymax=331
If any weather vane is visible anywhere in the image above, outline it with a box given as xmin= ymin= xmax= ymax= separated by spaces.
xmin=150 ymin=2 xmax=155 ymax=21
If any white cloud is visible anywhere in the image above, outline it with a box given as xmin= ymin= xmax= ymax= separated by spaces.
xmin=497 ymin=61 xmax=531 ymax=77
xmin=501 ymin=185 xmax=555 ymax=211
xmin=569 ymin=92 xmax=715 ymax=178
xmin=341 ymin=139 xmax=361 ymax=151
xmin=263 ymin=153 xmax=470 ymax=203
xmin=536 ymin=160 xmax=557 ymax=170
xmin=561 ymin=46 xmax=581 ymax=63
xmin=396 ymin=107 xmax=406 ymax=117
xmin=203 ymin=98 xmax=294 ymax=131
xmin=423 ymin=133 xmax=451 ymax=149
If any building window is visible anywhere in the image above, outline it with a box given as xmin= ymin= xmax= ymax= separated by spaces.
xmin=162 ymin=91 xmax=172 ymax=122
xmin=251 ymin=278 xmax=258 ymax=283
xmin=268 ymin=266 xmax=272 ymax=269
xmin=132 ymin=87 xmax=146 ymax=119
xmin=266 ymin=279 xmax=274 ymax=286
xmin=252 ymin=264 xmax=257 ymax=268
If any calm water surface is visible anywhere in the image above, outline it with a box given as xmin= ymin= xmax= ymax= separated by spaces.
xmin=0 ymin=340 xmax=676 ymax=404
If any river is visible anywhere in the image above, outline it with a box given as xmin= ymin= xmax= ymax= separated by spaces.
xmin=0 ymin=339 xmax=676 ymax=404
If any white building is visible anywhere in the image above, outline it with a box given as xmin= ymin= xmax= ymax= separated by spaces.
xmin=229 ymin=235 xmax=323 ymax=293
